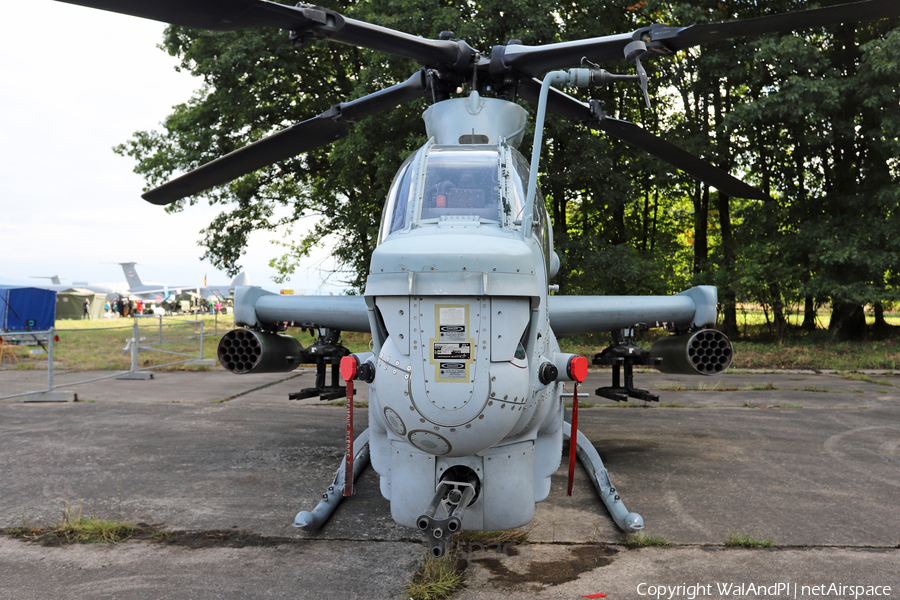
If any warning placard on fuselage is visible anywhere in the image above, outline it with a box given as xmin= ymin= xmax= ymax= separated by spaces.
xmin=431 ymin=304 xmax=474 ymax=384
xmin=439 ymin=307 xmax=467 ymax=342
xmin=434 ymin=342 xmax=471 ymax=360
xmin=439 ymin=325 xmax=466 ymax=341
xmin=439 ymin=362 xmax=467 ymax=379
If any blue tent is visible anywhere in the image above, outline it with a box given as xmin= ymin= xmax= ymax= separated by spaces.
xmin=0 ymin=286 xmax=57 ymax=331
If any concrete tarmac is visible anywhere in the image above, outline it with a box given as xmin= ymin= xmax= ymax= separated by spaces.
xmin=1 ymin=368 xmax=898 ymax=599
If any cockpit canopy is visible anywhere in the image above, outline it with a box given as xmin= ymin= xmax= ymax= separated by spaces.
xmin=377 ymin=143 xmax=542 ymax=245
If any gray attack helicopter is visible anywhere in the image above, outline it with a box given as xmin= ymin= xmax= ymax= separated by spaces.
xmin=59 ymin=0 xmax=900 ymax=558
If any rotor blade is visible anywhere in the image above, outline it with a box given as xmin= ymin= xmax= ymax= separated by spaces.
xmin=518 ymin=79 xmax=769 ymax=201
xmin=142 ymin=71 xmax=430 ymax=205
xmin=501 ymin=0 xmax=899 ymax=76
xmin=654 ymin=0 xmax=900 ymax=53
xmin=57 ymin=0 xmax=297 ymax=30
xmin=55 ymin=0 xmax=467 ymax=65
xmin=595 ymin=116 xmax=770 ymax=201
xmin=500 ymin=33 xmax=635 ymax=77
xmin=141 ymin=117 xmax=347 ymax=205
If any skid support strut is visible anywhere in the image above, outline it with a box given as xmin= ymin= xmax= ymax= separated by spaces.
xmin=416 ymin=480 xmax=476 ymax=558
xmin=563 ymin=421 xmax=644 ymax=533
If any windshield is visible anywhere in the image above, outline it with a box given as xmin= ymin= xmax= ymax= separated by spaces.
xmin=508 ymin=148 xmax=530 ymax=222
xmin=420 ymin=147 xmax=500 ymax=222
xmin=377 ymin=153 xmax=416 ymax=244
xmin=377 ymin=144 xmax=546 ymax=245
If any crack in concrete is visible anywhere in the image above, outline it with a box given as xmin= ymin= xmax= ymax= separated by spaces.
xmin=216 ymin=371 xmax=307 ymax=402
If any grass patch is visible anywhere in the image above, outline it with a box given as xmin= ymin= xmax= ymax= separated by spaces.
xmin=326 ymin=400 xmax=369 ymax=407
xmin=724 ymin=531 xmax=777 ymax=548
xmin=728 ymin=337 xmax=900 ymax=371
xmin=564 ymin=400 xmax=595 ymax=408
xmin=455 ymin=528 xmax=531 ymax=547
xmin=697 ymin=381 xmax=740 ymax=391
xmin=742 ymin=382 xmax=779 ymax=391
xmin=840 ymin=373 xmax=898 ymax=387
xmin=54 ymin=517 xmax=144 ymax=544
xmin=654 ymin=383 xmax=687 ymax=391
xmin=406 ymin=528 xmax=532 ymax=599
xmin=620 ymin=533 xmax=672 ymax=547
xmin=180 ymin=364 xmax=215 ymax=372
xmin=558 ymin=321 xmax=900 ymax=371
xmin=6 ymin=504 xmax=150 ymax=545
xmin=656 ymin=382 xmax=777 ymax=392
xmin=3 ymin=315 xmax=372 ymax=374
xmin=149 ymin=529 xmax=179 ymax=543
xmin=772 ymin=404 xmax=803 ymax=408
xmin=23 ymin=310 xmax=900 ymax=375
xmin=405 ymin=552 xmax=466 ymax=600
xmin=799 ymin=385 xmax=829 ymax=393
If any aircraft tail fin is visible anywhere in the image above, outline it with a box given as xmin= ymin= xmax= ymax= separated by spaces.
xmin=30 ymin=276 xmax=63 ymax=285
xmin=120 ymin=263 xmax=144 ymax=289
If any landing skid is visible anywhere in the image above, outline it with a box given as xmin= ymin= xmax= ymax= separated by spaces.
xmin=293 ymin=423 xmax=643 ymax=546
xmin=564 ymin=421 xmax=644 ymax=533
xmin=293 ymin=429 xmax=370 ymax=531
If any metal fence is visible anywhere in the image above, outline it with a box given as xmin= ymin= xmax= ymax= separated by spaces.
xmin=0 ymin=315 xmax=212 ymax=400
xmin=0 ymin=330 xmax=55 ymax=400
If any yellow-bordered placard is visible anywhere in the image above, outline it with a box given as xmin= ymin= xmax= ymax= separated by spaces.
xmin=430 ymin=304 xmax=475 ymax=383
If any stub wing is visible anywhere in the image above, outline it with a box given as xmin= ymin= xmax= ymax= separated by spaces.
xmin=548 ymin=286 xmax=717 ymax=336
xmin=234 ymin=286 xmax=370 ymax=333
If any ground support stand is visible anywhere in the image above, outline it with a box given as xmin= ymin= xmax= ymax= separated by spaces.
xmin=288 ymin=328 xmax=353 ymax=401
xmin=593 ymin=329 xmax=661 ymax=403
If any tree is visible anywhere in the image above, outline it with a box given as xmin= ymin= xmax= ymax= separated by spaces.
xmin=729 ymin=8 xmax=900 ymax=339
xmin=116 ymin=0 xmax=693 ymax=294
xmin=116 ymin=0 xmax=899 ymax=328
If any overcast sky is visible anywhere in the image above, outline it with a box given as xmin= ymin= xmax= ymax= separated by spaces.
xmin=1 ymin=1 xmax=343 ymax=294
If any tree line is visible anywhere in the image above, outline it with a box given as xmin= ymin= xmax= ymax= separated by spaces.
xmin=116 ymin=0 xmax=900 ymax=339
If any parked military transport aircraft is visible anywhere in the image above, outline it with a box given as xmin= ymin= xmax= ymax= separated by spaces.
xmin=54 ymin=0 xmax=899 ymax=557
xmin=116 ymin=262 xmax=249 ymax=300
xmin=26 ymin=275 xmax=123 ymax=298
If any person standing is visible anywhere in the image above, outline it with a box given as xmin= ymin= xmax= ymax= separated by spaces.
xmin=83 ymin=298 xmax=90 ymax=320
